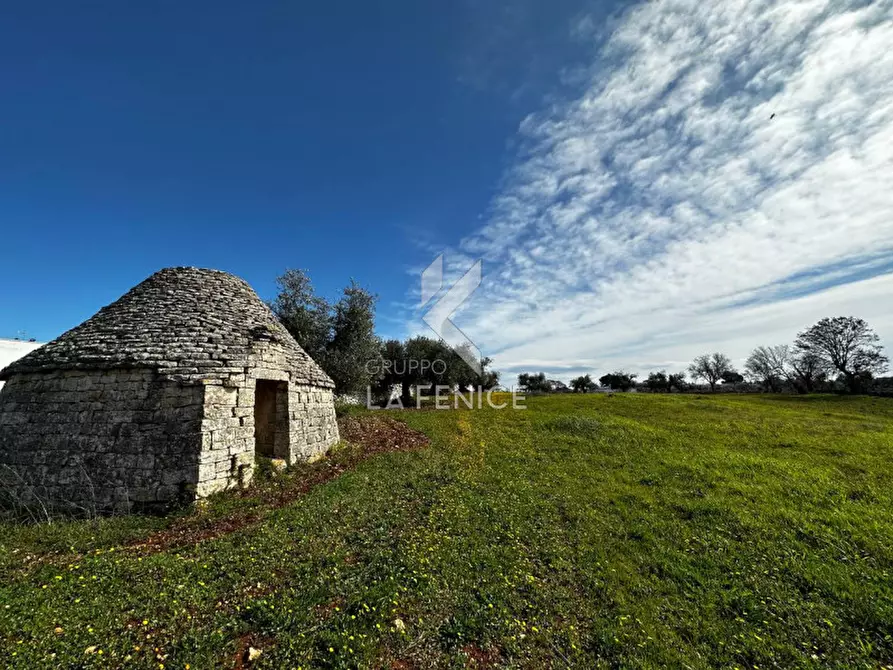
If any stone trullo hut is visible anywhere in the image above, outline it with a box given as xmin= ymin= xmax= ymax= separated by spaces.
xmin=0 ymin=267 xmax=339 ymax=513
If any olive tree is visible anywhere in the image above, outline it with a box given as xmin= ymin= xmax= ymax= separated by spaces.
xmin=570 ymin=374 xmax=596 ymax=393
xmin=518 ymin=372 xmax=550 ymax=393
xmin=599 ymin=371 xmax=637 ymax=391
xmin=270 ymin=268 xmax=331 ymax=364
xmin=272 ymin=269 xmax=380 ymax=396
xmin=325 ymin=281 xmax=381 ymax=395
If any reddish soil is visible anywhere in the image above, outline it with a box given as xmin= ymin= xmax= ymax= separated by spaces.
xmin=461 ymin=644 xmax=503 ymax=668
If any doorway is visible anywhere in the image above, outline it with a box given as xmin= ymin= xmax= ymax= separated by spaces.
xmin=254 ymin=380 xmax=288 ymax=459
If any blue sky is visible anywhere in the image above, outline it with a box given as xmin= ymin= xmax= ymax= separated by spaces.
xmin=2 ymin=0 xmax=892 ymax=381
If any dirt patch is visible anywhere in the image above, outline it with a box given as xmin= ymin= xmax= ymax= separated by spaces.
xmin=126 ymin=415 xmax=429 ymax=554
xmin=337 ymin=414 xmax=430 ymax=454
xmin=232 ymin=633 xmax=275 ymax=669
xmin=461 ymin=644 xmax=502 ymax=668
xmin=389 ymin=660 xmax=420 ymax=670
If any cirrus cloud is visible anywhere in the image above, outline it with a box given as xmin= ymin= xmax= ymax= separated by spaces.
xmin=414 ymin=0 xmax=893 ymax=381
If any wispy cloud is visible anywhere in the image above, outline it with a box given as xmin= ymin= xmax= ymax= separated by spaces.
xmin=412 ymin=0 xmax=893 ymax=381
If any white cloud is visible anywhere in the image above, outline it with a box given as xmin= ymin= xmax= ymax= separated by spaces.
xmin=497 ymin=272 xmax=893 ymax=379
xmin=0 ymin=339 xmax=43 ymax=389
xmin=409 ymin=0 xmax=893 ymax=381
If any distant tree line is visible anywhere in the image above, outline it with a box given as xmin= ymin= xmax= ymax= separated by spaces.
xmin=517 ymin=316 xmax=889 ymax=396
xmin=271 ymin=274 xmax=889 ymax=400
xmin=519 ymin=371 xmax=641 ymax=393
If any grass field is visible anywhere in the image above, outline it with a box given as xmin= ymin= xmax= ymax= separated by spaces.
xmin=2 ymin=394 xmax=893 ymax=668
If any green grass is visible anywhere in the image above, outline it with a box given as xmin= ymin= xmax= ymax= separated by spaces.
xmin=2 ymin=394 xmax=893 ymax=668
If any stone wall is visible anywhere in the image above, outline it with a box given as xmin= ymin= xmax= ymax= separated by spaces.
xmin=0 ymin=369 xmax=204 ymax=514
xmin=194 ymin=340 xmax=339 ymax=498
xmin=247 ymin=340 xmax=339 ymax=462
xmin=0 ymin=341 xmax=340 ymax=514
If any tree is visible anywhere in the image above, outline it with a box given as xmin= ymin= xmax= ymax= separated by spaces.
xmin=547 ymin=379 xmax=570 ymax=393
xmin=873 ymin=376 xmax=893 ymax=397
xmin=788 ymin=350 xmax=828 ymax=393
xmin=721 ymin=369 xmax=744 ymax=385
xmin=643 ymin=371 xmax=669 ymax=393
xmin=373 ymin=338 xmax=408 ymax=404
xmin=325 ymin=280 xmax=381 ymax=395
xmin=373 ymin=336 xmax=437 ymax=405
xmin=462 ymin=354 xmax=498 ymax=391
xmin=599 ymin=371 xmax=637 ymax=391
xmin=480 ymin=368 xmax=500 ymax=390
xmin=374 ymin=337 xmax=500 ymax=405
xmin=270 ymin=269 xmax=331 ymax=363
xmin=570 ymin=374 xmax=596 ymax=393
xmin=475 ymin=358 xmax=500 ymax=391
xmin=668 ymin=372 xmax=687 ymax=392
xmin=272 ymin=269 xmax=381 ymax=396
xmin=795 ymin=317 xmax=888 ymax=393
xmin=688 ymin=353 xmax=733 ymax=392
xmin=644 ymin=370 xmax=686 ymax=392
xmin=447 ymin=343 xmax=498 ymax=391
xmin=744 ymin=345 xmax=789 ymax=392
xmin=518 ymin=372 xmax=550 ymax=393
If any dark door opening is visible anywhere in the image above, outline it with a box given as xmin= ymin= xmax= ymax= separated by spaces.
xmin=254 ymin=380 xmax=288 ymax=459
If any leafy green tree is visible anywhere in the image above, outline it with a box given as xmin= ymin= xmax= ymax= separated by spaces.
xmin=643 ymin=371 xmax=669 ymax=392
xmin=480 ymin=366 xmax=500 ymax=390
xmin=447 ymin=343 xmax=496 ymax=391
xmin=721 ymin=370 xmax=744 ymax=385
xmin=459 ymin=353 xmax=499 ymax=390
xmin=372 ymin=338 xmax=414 ymax=406
xmin=272 ymin=270 xmax=379 ymax=396
xmin=570 ymin=374 xmax=596 ymax=393
xmin=599 ymin=371 xmax=637 ymax=391
xmin=270 ymin=268 xmax=331 ymax=363
xmin=374 ymin=339 xmax=406 ymax=400
xmin=668 ymin=372 xmax=687 ymax=392
xmin=325 ymin=281 xmax=380 ymax=395
xmin=374 ymin=337 xmax=499 ymax=404
xmin=795 ymin=317 xmax=888 ymax=393
xmin=518 ymin=372 xmax=550 ymax=393
xmin=272 ymin=270 xmax=500 ymax=400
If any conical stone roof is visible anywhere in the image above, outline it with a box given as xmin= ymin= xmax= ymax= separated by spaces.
xmin=0 ymin=267 xmax=334 ymax=387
